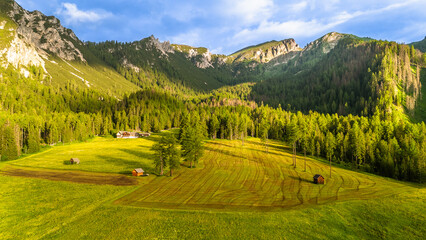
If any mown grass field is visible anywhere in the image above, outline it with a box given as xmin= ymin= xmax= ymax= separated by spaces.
xmin=1 ymin=135 xmax=425 ymax=239
xmin=10 ymin=136 xmax=158 ymax=174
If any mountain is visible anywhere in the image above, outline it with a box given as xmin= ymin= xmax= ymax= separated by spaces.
xmin=0 ymin=0 xmax=137 ymax=95
xmin=1 ymin=0 xmax=425 ymax=121
xmin=410 ymin=36 xmax=426 ymax=52
xmin=252 ymin=33 xmax=424 ymax=119
xmin=84 ymin=36 xmax=235 ymax=92
xmin=229 ymin=38 xmax=301 ymax=63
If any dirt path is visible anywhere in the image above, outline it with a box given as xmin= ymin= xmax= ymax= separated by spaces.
xmin=0 ymin=167 xmax=138 ymax=186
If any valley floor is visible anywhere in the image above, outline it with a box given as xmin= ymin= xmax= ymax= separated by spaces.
xmin=0 ymin=136 xmax=424 ymax=239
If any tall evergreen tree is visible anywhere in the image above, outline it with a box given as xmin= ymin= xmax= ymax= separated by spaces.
xmin=181 ymin=124 xmax=204 ymax=168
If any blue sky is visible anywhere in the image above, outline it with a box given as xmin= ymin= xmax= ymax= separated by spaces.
xmin=16 ymin=0 xmax=426 ymax=55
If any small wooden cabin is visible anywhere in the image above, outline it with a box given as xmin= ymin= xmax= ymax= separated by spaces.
xmin=117 ymin=131 xmax=150 ymax=138
xmin=313 ymin=174 xmax=324 ymax=184
xmin=70 ymin=158 xmax=80 ymax=164
xmin=132 ymin=168 xmax=144 ymax=176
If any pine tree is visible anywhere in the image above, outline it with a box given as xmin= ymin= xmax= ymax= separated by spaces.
xmin=287 ymin=122 xmax=299 ymax=167
xmin=325 ymin=131 xmax=336 ymax=177
xmin=1 ymin=125 xmax=19 ymax=161
xmin=181 ymin=124 xmax=204 ymax=168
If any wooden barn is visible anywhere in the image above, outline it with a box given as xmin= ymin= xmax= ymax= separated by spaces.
xmin=70 ymin=158 xmax=80 ymax=164
xmin=132 ymin=168 xmax=144 ymax=176
xmin=117 ymin=131 xmax=136 ymax=139
xmin=139 ymin=132 xmax=151 ymax=137
xmin=313 ymin=174 xmax=324 ymax=184
xmin=117 ymin=131 xmax=150 ymax=139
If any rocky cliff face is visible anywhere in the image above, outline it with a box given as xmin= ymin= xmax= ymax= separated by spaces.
xmin=0 ymin=34 xmax=45 ymax=73
xmin=144 ymin=35 xmax=175 ymax=56
xmin=0 ymin=8 xmax=45 ymax=75
xmin=303 ymin=32 xmax=345 ymax=54
xmin=173 ymin=45 xmax=223 ymax=69
xmin=231 ymin=39 xmax=302 ymax=63
xmin=6 ymin=0 xmax=85 ymax=62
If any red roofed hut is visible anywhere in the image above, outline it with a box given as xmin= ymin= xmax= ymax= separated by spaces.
xmin=313 ymin=174 xmax=324 ymax=184
xmin=132 ymin=168 xmax=144 ymax=176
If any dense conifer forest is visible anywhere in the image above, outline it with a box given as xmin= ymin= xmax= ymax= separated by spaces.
xmin=253 ymin=39 xmax=426 ymax=117
xmin=0 ymin=61 xmax=425 ymax=182
xmin=0 ymin=0 xmax=425 ymax=183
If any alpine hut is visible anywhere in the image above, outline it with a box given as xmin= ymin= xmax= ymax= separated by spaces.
xmin=313 ymin=174 xmax=324 ymax=184
xmin=70 ymin=158 xmax=80 ymax=164
xmin=132 ymin=168 xmax=144 ymax=176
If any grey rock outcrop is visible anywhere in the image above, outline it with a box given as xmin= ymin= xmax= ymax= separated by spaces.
xmin=7 ymin=1 xmax=85 ymax=62
xmin=303 ymin=32 xmax=345 ymax=54
xmin=232 ymin=39 xmax=302 ymax=63
xmin=145 ymin=35 xmax=175 ymax=56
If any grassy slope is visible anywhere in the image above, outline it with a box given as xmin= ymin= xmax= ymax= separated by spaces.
xmin=10 ymin=136 xmax=158 ymax=174
xmin=230 ymin=40 xmax=283 ymax=58
xmin=45 ymin=57 xmax=138 ymax=97
xmin=1 ymin=136 xmax=425 ymax=239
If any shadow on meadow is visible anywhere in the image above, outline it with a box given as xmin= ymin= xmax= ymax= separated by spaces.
xmin=287 ymin=174 xmax=314 ymax=184
xmin=98 ymin=155 xmax=154 ymax=175
xmin=245 ymin=140 xmax=292 ymax=152
xmin=204 ymin=145 xmax=242 ymax=159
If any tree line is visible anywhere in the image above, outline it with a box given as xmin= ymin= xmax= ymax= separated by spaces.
xmin=252 ymin=39 xmax=426 ymax=117
xmin=0 ymin=57 xmax=425 ymax=182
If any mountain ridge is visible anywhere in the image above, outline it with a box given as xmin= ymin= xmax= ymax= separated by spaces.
xmin=1 ymin=0 xmax=425 ymax=121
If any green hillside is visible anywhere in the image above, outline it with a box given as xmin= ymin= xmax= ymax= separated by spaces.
xmin=252 ymin=36 xmax=425 ymax=118
xmin=410 ymin=36 xmax=426 ymax=52
xmin=84 ymin=38 xmax=232 ymax=92
xmin=230 ymin=40 xmax=284 ymax=57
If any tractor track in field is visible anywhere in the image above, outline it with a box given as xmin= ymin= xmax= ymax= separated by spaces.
xmin=112 ymin=139 xmax=413 ymax=211
xmin=0 ymin=167 xmax=138 ymax=186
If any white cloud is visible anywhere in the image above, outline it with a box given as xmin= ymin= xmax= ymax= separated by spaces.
xmin=231 ymin=19 xmax=338 ymax=45
xmin=394 ymin=22 xmax=426 ymax=44
xmin=169 ymin=30 xmax=202 ymax=46
xmin=221 ymin=0 xmax=274 ymax=25
xmin=163 ymin=4 xmax=206 ymax=22
xmin=288 ymin=1 xmax=308 ymax=13
xmin=230 ymin=0 xmax=418 ymax=47
xmin=56 ymin=3 xmax=112 ymax=24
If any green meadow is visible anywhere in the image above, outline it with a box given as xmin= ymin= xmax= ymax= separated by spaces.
xmin=1 ymin=135 xmax=425 ymax=239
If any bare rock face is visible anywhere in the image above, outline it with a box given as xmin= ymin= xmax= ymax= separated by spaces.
xmin=189 ymin=49 xmax=213 ymax=69
xmin=145 ymin=35 xmax=175 ymax=56
xmin=232 ymin=38 xmax=302 ymax=63
xmin=303 ymin=32 xmax=345 ymax=54
xmin=7 ymin=1 xmax=85 ymax=62
xmin=197 ymin=50 xmax=213 ymax=68
xmin=0 ymin=10 xmax=45 ymax=74
xmin=121 ymin=57 xmax=140 ymax=73
xmin=258 ymin=39 xmax=301 ymax=63
xmin=173 ymin=45 xmax=217 ymax=69
xmin=0 ymin=35 xmax=45 ymax=70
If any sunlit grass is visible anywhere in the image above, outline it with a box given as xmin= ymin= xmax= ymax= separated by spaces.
xmin=1 ymin=135 xmax=425 ymax=239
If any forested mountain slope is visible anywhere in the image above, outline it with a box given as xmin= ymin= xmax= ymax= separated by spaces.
xmin=410 ymin=36 xmax=426 ymax=53
xmin=252 ymin=33 xmax=426 ymax=120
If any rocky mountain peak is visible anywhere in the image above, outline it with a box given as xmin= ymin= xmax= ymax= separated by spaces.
xmin=6 ymin=0 xmax=85 ymax=62
xmin=144 ymin=35 xmax=174 ymax=56
xmin=231 ymin=38 xmax=302 ymax=63
xmin=303 ymin=32 xmax=346 ymax=54
xmin=172 ymin=44 xmax=216 ymax=68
